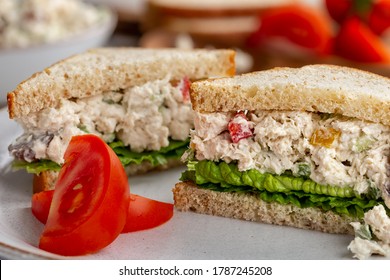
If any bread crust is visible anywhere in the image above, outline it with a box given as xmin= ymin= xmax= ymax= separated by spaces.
xmin=173 ymin=181 xmax=357 ymax=235
xmin=33 ymin=170 xmax=58 ymax=193
xmin=190 ymin=64 xmax=390 ymax=126
xmin=8 ymin=47 xmax=235 ymax=119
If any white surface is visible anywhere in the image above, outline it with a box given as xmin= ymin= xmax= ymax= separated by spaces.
xmin=0 ymin=107 xmax=370 ymax=260
xmin=0 ymin=8 xmax=117 ymax=107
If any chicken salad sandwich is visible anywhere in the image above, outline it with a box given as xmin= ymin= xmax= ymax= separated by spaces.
xmin=173 ymin=64 xmax=390 ymax=259
xmin=7 ymin=47 xmax=235 ymax=192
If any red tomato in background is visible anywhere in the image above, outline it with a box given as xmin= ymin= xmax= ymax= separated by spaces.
xmin=334 ymin=17 xmax=390 ymax=62
xmin=368 ymin=0 xmax=390 ymax=35
xmin=39 ymin=134 xmax=130 ymax=256
xmin=32 ymin=192 xmax=174 ymax=234
xmin=122 ymin=194 xmax=173 ymax=233
xmin=326 ymin=0 xmax=390 ymax=35
xmin=325 ymin=0 xmax=353 ymax=23
xmin=247 ymin=4 xmax=333 ymax=55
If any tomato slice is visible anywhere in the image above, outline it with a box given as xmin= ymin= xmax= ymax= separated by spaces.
xmin=122 ymin=194 xmax=173 ymax=233
xmin=334 ymin=17 xmax=390 ymax=63
xmin=247 ymin=4 xmax=333 ymax=55
xmin=325 ymin=0 xmax=353 ymax=24
xmin=368 ymin=0 xmax=390 ymax=35
xmin=33 ymin=192 xmax=174 ymax=234
xmin=32 ymin=190 xmax=54 ymax=224
xmin=39 ymin=134 xmax=130 ymax=256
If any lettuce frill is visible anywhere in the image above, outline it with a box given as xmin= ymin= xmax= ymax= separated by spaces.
xmin=13 ymin=138 xmax=190 ymax=173
xmin=180 ymin=160 xmax=384 ymax=219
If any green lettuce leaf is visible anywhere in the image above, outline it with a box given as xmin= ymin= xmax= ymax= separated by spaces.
xmin=109 ymin=138 xmax=189 ymax=167
xmin=12 ymin=160 xmax=61 ymax=174
xmin=180 ymin=160 xmax=384 ymax=219
xmin=14 ymin=138 xmax=189 ymax=173
xmin=188 ymin=160 xmax=356 ymax=197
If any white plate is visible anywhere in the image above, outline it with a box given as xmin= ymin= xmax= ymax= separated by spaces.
xmin=0 ymin=107 xmax=367 ymax=260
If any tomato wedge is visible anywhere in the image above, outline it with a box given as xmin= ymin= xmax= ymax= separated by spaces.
xmin=368 ymin=0 xmax=390 ymax=35
xmin=247 ymin=4 xmax=333 ymax=55
xmin=334 ymin=17 xmax=390 ymax=63
xmin=38 ymin=134 xmax=130 ymax=256
xmin=122 ymin=194 xmax=174 ymax=233
xmin=32 ymin=191 xmax=174 ymax=233
xmin=325 ymin=0 xmax=353 ymax=24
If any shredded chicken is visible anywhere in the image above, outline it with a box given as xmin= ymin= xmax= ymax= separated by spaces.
xmin=348 ymin=205 xmax=390 ymax=259
xmin=191 ymin=110 xmax=390 ymax=205
xmin=9 ymin=76 xmax=193 ymax=164
xmin=0 ymin=0 xmax=107 ymax=49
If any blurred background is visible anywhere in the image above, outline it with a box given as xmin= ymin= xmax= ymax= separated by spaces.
xmin=2 ymin=0 xmax=390 ymax=106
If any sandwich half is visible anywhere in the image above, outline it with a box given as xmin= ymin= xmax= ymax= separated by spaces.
xmin=7 ymin=47 xmax=235 ymax=192
xmin=173 ymin=64 xmax=390 ymax=257
xmin=143 ymin=0 xmax=298 ymax=47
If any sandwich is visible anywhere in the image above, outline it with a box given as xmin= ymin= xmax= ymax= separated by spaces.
xmin=142 ymin=0 xmax=300 ymax=47
xmin=7 ymin=47 xmax=235 ymax=193
xmin=173 ymin=64 xmax=390 ymax=259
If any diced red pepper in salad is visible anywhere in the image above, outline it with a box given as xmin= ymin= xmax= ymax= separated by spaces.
xmin=180 ymin=76 xmax=191 ymax=103
xmin=228 ymin=112 xmax=253 ymax=143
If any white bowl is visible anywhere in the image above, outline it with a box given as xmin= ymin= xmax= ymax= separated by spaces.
xmin=0 ymin=6 xmax=117 ymax=107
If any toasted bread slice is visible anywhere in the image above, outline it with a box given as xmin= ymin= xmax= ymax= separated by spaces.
xmin=8 ymin=47 xmax=235 ymax=119
xmin=190 ymin=65 xmax=390 ymax=125
xmin=173 ymin=181 xmax=357 ymax=234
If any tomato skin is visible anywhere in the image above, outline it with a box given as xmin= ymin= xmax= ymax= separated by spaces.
xmin=368 ymin=0 xmax=390 ymax=35
xmin=122 ymin=194 xmax=173 ymax=233
xmin=325 ymin=0 xmax=353 ymax=23
xmin=326 ymin=0 xmax=390 ymax=35
xmin=39 ymin=135 xmax=129 ymax=256
xmin=247 ymin=4 xmax=333 ymax=55
xmin=32 ymin=190 xmax=54 ymax=224
xmin=32 ymin=191 xmax=173 ymax=234
xmin=334 ymin=17 xmax=390 ymax=62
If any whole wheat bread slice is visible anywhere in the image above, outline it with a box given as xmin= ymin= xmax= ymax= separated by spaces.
xmin=8 ymin=47 xmax=235 ymax=119
xmin=173 ymin=181 xmax=357 ymax=234
xmin=190 ymin=64 xmax=390 ymax=125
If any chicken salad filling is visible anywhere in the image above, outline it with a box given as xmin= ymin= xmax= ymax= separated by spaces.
xmin=186 ymin=110 xmax=390 ymax=208
xmin=0 ymin=0 xmax=109 ymax=49
xmin=348 ymin=204 xmax=390 ymax=259
xmin=180 ymin=109 xmax=390 ymax=259
xmin=9 ymin=76 xmax=193 ymax=169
